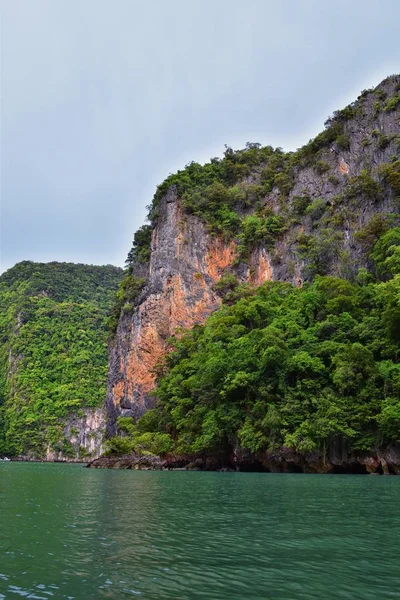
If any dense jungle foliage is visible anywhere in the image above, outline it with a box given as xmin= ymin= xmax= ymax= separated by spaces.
xmin=0 ymin=262 xmax=123 ymax=457
xmin=108 ymin=229 xmax=400 ymax=458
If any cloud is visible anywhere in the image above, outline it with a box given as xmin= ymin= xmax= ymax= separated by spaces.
xmin=1 ymin=0 xmax=399 ymax=272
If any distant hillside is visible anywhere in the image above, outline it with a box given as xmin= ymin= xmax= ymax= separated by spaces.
xmin=0 ymin=261 xmax=123 ymax=459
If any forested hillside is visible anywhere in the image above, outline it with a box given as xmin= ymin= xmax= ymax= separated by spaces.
xmin=114 ymin=268 xmax=400 ymax=464
xmin=103 ymin=75 xmax=400 ymax=472
xmin=0 ymin=261 xmax=123 ymax=458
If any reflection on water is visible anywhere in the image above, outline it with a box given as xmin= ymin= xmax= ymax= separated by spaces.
xmin=1 ymin=463 xmax=400 ymax=599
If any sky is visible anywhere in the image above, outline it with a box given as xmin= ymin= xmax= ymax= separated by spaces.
xmin=1 ymin=0 xmax=400 ymax=273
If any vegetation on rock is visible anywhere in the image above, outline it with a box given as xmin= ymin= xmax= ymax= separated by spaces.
xmin=110 ymin=75 xmax=399 ymax=336
xmin=108 ymin=229 xmax=400 ymax=460
xmin=107 ymin=75 xmax=400 ymax=462
xmin=0 ymin=262 xmax=123 ymax=457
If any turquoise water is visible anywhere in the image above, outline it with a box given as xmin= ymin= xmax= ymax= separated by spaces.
xmin=0 ymin=463 xmax=399 ymax=599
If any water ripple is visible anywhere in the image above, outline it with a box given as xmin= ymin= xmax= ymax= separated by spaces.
xmin=1 ymin=464 xmax=400 ymax=599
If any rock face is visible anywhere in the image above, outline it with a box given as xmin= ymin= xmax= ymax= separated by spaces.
xmin=106 ymin=76 xmax=400 ymax=435
xmin=45 ymin=407 xmax=106 ymax=462
xmin=234 ymin=444 xmax=400 ymax=475
xmin=106 ymin=187 xmax=238 ymax=431
xmin=106 ymin=193 xmax=291 ymax=432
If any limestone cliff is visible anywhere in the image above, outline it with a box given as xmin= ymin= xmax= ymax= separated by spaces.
xmin=106 ymin=75 xmax=400 ymax=434
xmin=44 ymin=407 xmax=106 ymax=462
xmin=106 ymin=188 xmax=237 ymax=431
xmin=0 ymin=262 xmax=123 ymax=459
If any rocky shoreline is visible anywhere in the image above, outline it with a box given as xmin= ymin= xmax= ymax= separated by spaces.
xmin=87 ymin=445 xmax=400 ymax=474
xmin=7 ymin=445 xmax=399 ymax=474
xmin=7 ymin=456 xmax=89 ymax=464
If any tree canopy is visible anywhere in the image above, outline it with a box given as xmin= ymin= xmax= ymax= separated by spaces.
xmin=0 ymin=262 xmax=122 ymax=457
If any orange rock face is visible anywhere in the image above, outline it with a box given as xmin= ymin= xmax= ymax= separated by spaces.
xmin=249 ymin=247 xmax=273 ymax=287
xmin=106 ymin=190 xmax=265 ymax=430
xmin=205 ymin=238 xmax=237 ymax=280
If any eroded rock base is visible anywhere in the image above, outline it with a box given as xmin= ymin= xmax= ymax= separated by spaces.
xmin=87 ymin=445 xmax=400 ymax=474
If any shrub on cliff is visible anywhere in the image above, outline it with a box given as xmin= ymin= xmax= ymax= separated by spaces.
xmin=238 ymin=214 xmax=286 ymax=258
xmin=371 ymin=227 xmax=400 ymax=279
xmin=379 ymin=160 xmax=400 ymax=195
xmin=107 ymin=275 xmax=146 ymax=333
xmin=105 ymin=416 xmax=173 ymax=456
xmin=125 ymin=225 xmax=152 ymax=268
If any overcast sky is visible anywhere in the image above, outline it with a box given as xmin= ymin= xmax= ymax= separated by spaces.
xmin=1 ymin=0 xmax=399 ymax=273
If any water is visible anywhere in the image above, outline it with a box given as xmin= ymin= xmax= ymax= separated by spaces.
xmin=0 ymin=464 xmax=399 ymax=600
